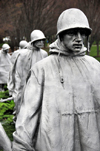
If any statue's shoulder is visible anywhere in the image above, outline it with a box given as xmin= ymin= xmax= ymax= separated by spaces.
xmin=40 ymin=49 xmax=48 ymax=56
xmin=7 ymin=53 xmax=11 ymax=58
xmin=85 ymin=55 xmax=99 ymax=63
xmin=31 ymin=55 xmax=51 ymax=71
xmin=40 ymin=48 xmax=47 ymax=53
xmin=18 ymin=49 xmax=31 ymax=58
xmin=85 ymin=55 xmax=100 ymax=68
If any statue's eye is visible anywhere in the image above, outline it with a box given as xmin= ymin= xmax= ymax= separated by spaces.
xmin=67 ymin=31 xmax=76 ymax=36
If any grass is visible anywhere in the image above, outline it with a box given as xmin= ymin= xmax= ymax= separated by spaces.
xmin=88 ymin=45 xmax=100 ymax=62
xmin=3 ymin=123 xmax=15 ymax=141
xmin=90 ymin=45 xmax=97 ymax=56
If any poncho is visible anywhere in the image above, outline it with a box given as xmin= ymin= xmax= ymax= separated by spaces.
xmin=8 ymin=47 xmax=48 ymax=115
xmin=0 ymin=50 xmax=11 ymax=84
xmin=13 ymin=40 xmax=100 ymax=151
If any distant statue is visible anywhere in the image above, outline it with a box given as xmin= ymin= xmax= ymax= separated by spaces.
xmin=7 ymin=30 xmax=48 ymax=119
xmin=0 ymin=40 xmax=28 ymax=103
xmin=12 ymin=8 xmax=100 ymax=151
xmin=11 ymin=40 xmax=28 ymax=64
xmin=0 ymin=40 xmax=28 ymax=112
xmin=0 ymin=44 xmax=12 ymax=91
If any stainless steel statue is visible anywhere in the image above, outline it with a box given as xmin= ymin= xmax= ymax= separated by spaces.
xmin=11 ymin=40 xmax=28 ymax=64
xmin=7 ymin=40 xmax=28 ymax=98
xmin=0 ymin=41 xmax=28 ymax=105
xmin=11 ymin=8 xmax=100 ymax=150
xmin=7 ymin=30 xmax=48 ymax=118
xmin=0 ymin=44 xmax=12 ymax=91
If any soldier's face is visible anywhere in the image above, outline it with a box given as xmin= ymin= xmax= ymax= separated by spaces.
xmin=62 ymin=29 xmax=87 ymax=52
xmin=4 ymin=49 xmax=9 ymax=53
xmin=34 ymin=40 xmax=44 ymax=49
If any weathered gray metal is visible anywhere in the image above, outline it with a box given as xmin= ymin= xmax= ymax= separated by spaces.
xmin=2 ymin=44 xmax=10 ymax=51
xmin=57 ymin=8 xmax=92 ymax=35
xmin=19 ymin=40 xmax=28 ymax=49
xmin=8 ymin=30 xmax=48 ymax=117
xmin=11 ymin=40 xmax=28 ymax=65
xmin=30 ymin=30 xmax=46 ymax=43
xmin=0 ymin=44 xmax=11 ymax=91
xmin=12 ymin=8 xmax=100 ymax=151
xmin=0 ymin=97 xmax=13 ymax=102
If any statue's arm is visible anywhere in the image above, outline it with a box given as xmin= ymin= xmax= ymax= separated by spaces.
xmin=41 ymin=49 xmax=48 ymax=58
xmin=0 ymin=96 xmax=14 ymax=102
xmin=12 ymin=69 xmax=43 ymax=151
xmin=44 ymin=51 xmax=48 ymax=57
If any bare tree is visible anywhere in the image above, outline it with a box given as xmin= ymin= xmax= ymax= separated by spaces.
xmin=0 ymin=0 xmax=100 ymax=49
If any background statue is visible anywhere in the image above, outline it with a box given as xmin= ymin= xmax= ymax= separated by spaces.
xmin=0 ymin=44 xmax=12 ymax=91
xmin=7 ymin=30 xmax=48 ymax=120
xmin=0 ymin=40 xmax=28 ymax=104
xmin=11 ymin=40 xmax=28 ymax=64
xmin=12 ymin=8 xmax=100 ymax=151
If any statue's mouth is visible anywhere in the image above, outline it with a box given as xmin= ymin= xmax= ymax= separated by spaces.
xmin=73 ymin=44 xmax=82 ymax=49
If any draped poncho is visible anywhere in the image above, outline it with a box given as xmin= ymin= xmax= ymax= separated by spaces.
xmin=0 ymin=50 xmax=11 ymax=84
xmin=8 ymin=47 xmax=48 ymax=115
xmin=13 ymin=40 xmax=100 ymax=151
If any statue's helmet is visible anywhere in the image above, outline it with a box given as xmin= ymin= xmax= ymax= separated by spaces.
xmin=30 ymin=30 xmax=46 ymax=43
xmin=57 ymin=8 xmax=92 ymax=36
xmin=2 ymin=44 xmax=10 ymax=50
xmin=19 ymin=40 xmax=28 ymax=49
